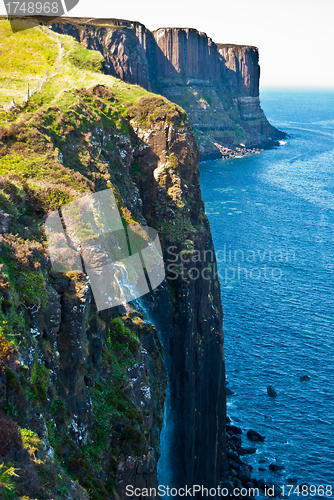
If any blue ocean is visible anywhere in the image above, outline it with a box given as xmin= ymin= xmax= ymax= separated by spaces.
xmin=200 ymin=89 xmax=334 ymax=496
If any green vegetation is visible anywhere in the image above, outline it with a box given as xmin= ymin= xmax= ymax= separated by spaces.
xmin=0 ymin=17 xmax=186 ymax=499
xmin=20 ymin=428 xmax=41 ymax=455
xmin=0 ymin=463 xmax=19 ymax=500
xmin=29 ymin=355 xmax=50 ymax=402
xmin=64 ymin=37 xmax=105 ymax=72
xmin=0 ymin=19 xmax=58 ymax=106
xmin=127 ymin=94 xmax=187 ymax=129
xmin=159 ymin=212 xmax=196 ymax=241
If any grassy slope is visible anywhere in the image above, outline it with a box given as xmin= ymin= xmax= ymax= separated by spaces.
xmin=0 ymin=18 xmax=177 ymax=500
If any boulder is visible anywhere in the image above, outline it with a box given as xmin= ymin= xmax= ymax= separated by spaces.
xmin=226 ymin=424 xmax=243 ymax=435
xmin=228 ymin=434 xmax=242 ymax=447
xmin=227 ymin=451 xmax=242 ymax=463
xmin=247 ymin=429 xmax=265 ymax=442
xmin=286 ymin=477 xmax=298 ymax=484
xmin=267 ymin=385 xmax=278 ymax=397
xmin=239 ymin=447 xmax=257 ymax=455
xmin=220 ymin=481 xmax=234 ymax=494
xmin=257 ymin=479 xmax=266 ymax=490
xmin=269 ymin=462 xmax=285 ymax=472
xmin=239 ymin=464 xmax=252 ymax=483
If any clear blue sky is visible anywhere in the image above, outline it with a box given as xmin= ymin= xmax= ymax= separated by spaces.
xmin=1 ymin=0 xmax=333 ymax=87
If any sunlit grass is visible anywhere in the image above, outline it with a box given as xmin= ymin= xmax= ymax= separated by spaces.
xmin=0 ymin=19 xmax=59 ymax=105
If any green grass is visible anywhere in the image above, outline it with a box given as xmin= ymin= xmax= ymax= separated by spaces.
xmin=64 ymin=37 xmax=105 ymax=72
xmin=0 ymin=19 xmax=58 ymax=105
xmin=0 ymin=19 xmax=114 ymax=107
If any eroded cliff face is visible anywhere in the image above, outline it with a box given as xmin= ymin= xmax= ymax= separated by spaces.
xmin=0 ymin=21 xmax=225 ymax=498
xmin=50 ymin=17 xmax=285 ymax=159
xmin=217 ymin=44 xmax=260 ymax=97
xmin=50 ymin=18 xmax=155 ymax=90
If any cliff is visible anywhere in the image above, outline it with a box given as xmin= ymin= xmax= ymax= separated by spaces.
xmin=0 ymin=18 xmax=225 ymax=499
xmin=49 ymin=17 xmax=285 ymax=158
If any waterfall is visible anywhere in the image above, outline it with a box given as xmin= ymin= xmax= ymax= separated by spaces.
xmin=133 ymin=297 xmax=175 ymax=489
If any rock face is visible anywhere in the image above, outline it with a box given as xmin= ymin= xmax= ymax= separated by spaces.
xmin=217 ymin=44 xmax=260 ymax=97
xmin=51 ymin=19 xmax=154 ymax=90
xmin=51 ymin=18 xmax=286 ymax=158
xmin=0 ymin=76 xmax=225 ymax=497
xmin=133 ymin=111 xmax=226 ymax=490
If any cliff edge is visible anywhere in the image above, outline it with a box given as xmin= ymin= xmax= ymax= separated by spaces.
xmin=50 ymin=17 xmax=285 ymax=159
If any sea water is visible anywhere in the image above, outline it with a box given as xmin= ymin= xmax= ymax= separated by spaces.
xmin=200 ymin=88 xmax=334 ymax=496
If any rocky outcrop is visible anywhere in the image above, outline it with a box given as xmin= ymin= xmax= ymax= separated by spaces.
xmin=50 ymin=18 xmax=155 ymax=90
xmin=50 ymin=17 xmax=285 ymax=158
xmin=217 ymin=44 xmax=260 ymax=97
xmin=130 ymin=102 xmax=226 ymax=490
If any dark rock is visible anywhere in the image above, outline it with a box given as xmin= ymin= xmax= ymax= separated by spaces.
xmin=84 ymin=375 xmax=94 ymax=387
xmin=227 ymin=424 xmax=242 ymax=435
xmin=267 ymin=385 xmax=278 ymax=397
xmin=239 ymin=447 xmax=256 ymax=455
xmin=226 ymin=415 xmax=231 ymax=423
xmin=229 ymin=460 xmax=240 ymax=470
xmin=272 ymin=484 xmax=282 ymax=497
xmin=259 ymin=467 xmax=266 ymax=471
xmin=220 ymin=481 xmax=234 ymax=494
xmin=269 ymin=462 xmax=285 ymax=472
xmin=227 ymin=434 xmax=242 ymax=447
xmin=51 ymin=276 xmax=70 ymax=293
xmin=239 ymin=464 xmax=252 ymax=483
xmin=226 ymin=387 xmax=234 ymax=396
xmin=117 ymin=304 xmax=127 ymax=316
xmin=286 ymin=477 xmax=298 ymax=484
xmin=257 ymin=479 xmax=266 ymax=490
xmin=299 ymin=375 xmax=311 ymax=382
xmin=247 ymin=429 xmax=265 ymax=442
xmin=227 ymin=451 xmax=242 ymax=463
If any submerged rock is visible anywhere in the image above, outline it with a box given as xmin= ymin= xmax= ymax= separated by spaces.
xmin=239 ymin=446 xmax=256 ymax=455
xmin=269 ymin=462 xmax=285 ymax=472
xmin=247 ymin=429 xmax=265 ymax=442
xmin=300 ymin=375 xmax=311 ymax=382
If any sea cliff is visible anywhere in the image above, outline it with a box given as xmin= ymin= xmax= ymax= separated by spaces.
xmin=0 ymin=18 xmax=225 ymax=499
xmin=50 ymin=17 xmax=285 ymax=158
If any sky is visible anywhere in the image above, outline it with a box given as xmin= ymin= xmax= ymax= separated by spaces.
xmin=1 ymin=0 xmax=334 ymax=87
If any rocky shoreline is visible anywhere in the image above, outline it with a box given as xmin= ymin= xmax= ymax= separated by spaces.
xmin=212 ymin=143 xmax=264 ymax=161
xmin=222 ymin=417 xmax=285 ymax=499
